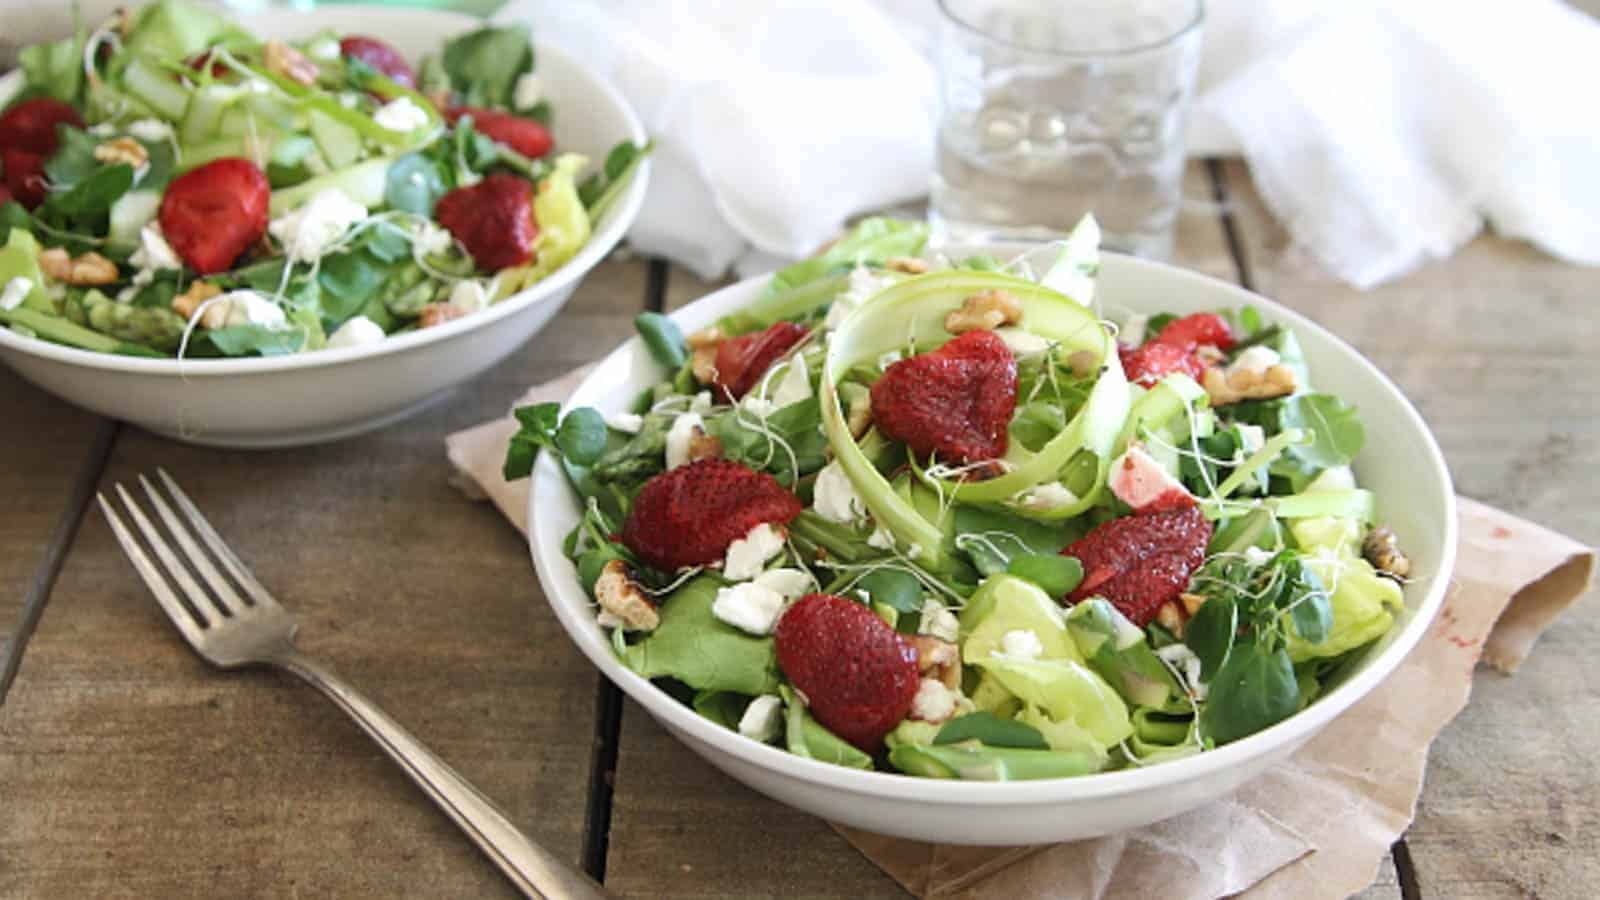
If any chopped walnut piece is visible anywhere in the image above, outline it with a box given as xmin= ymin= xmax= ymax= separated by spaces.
xmin=685 ymin=326 xmax=724 ymax=349
xmin=686 ymin=427 xmax=723 ymax=463
xmin=908 ymin=635 xmax=961 ymax=691
xmin=846 ymin=389 xmax=873 ymax=439
xmin=1363 ymin=526 xmax=1412 ymax=581
xmin=37 ymin=248 xmax=118 ymax=286
xmin=595 ymin=559 xmax=659 ymax=631
xmin=1155 ymin=600 xmax=1187 ymax=637
xmin=885 ymin=256 xmax=929 ymax=274
xmin=94 ymin=137 xmax=148 ymax=169
xmin=690 ymin=345 xmax=719 ymax=385
xmin=263 ymin=40 xmax=318 ymax=86
xmin=1179 ymin=592 xmax=1207 ymax=617
xmin=944 ymin=288 xmax=1023 ymax=334
xmin=172 ymin=281 xmax=226 ymax=327
xmin=1202 ymin=363 xmax=1297 ymax=406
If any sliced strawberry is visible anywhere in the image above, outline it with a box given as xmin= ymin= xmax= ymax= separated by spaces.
xmin=0 ymin=98 xmax=84 ymax=156
xmin=433 ymin=173 xmax=538 ymax=271
xmin=445 ymin=107 xmax=553 ymax=159
xmin=158 ymin=158 xmax=270 ymax=274
xmin=0 ymin=183 xmax=13 ymax=207
xmin=871 ymin=330 xmax=1018 ymax=465
xmin=620 ymin=458 xmax=803 ymax=572
xmin=775 ymin=593 xmax=920 ymax=752
xmin=1119 ymin=340 xmax=1204 ymax=387
xmin=340 ymin=36 xmax=416 ymax=88
xmin=1063 ymin=505 xmax=1212 ymax=626
xmin=712 ymin=321 xmax=810 ymax=401
xmin=1155 ymin=312 xmax=1235 ymax=352
xmin=2 ymin=149 xmax=49 ymax=210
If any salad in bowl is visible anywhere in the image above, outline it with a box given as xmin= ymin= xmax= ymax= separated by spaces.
xmin=509 ymin=217 xmax=1423 ymax=783
xmin=0 ymin=0 xmax=646 ymax=359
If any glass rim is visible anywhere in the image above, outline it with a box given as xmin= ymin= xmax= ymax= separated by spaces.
xmin=936 ymin=0 xmax=1205 ymax=59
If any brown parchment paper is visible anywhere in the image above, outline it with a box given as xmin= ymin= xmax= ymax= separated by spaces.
xmin=446 ymin=372 xmax=1595 ymax=900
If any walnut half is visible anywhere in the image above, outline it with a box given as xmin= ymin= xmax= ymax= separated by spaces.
xmin=944 ymin=289 xmax=1022 ymax=334
xmin=594 ymin=560 xmax=659 ymax=632
xmin=1202 ymin=363 xmax=1296 ymax=406
xmin=38 ymin=248 xmax=118 ymax=286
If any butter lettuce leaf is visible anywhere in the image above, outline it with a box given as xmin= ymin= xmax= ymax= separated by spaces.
xmin=622 ymin=576 xmax=780 ymax=696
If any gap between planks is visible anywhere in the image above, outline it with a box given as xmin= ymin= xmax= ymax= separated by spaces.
xmin=579 ymin=256 xmax=668 ymax=880
xmin=0 ymin=419 xmax=120 ymax=704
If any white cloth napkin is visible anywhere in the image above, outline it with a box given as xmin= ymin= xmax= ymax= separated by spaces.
xmin=496 ymin=0 xmax=1600 ymax=289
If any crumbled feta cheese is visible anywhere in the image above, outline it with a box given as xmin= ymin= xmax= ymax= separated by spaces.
xmin=867 ymin=526 xmax=895 ymax=550
xmin=824 ymin=265 xmax=893 ymax=330
xmin=910 ymin=677 xmax=958 ymax=723
xmin=129 ymin=221 xmax=182 ymax=274
xmin=326 ymin=315 xmax=386 ymax=349
xmin=306 ymin=38 xmax=340 ymax=61
xmin=245 ymin=78 xmax=272 ymax=95
xmin=605 ymin=411 xmax=644 ymax=434
xmin=413 ymin=221 xmax=454 ymax=256
xmin=993 ymin=326 xmax=1052 ymax=356
xmin=738 ymin=694 xmax=783 ymax=741
xmin=723 ymin=522 xmax=786 ymax=581
xmin=87 ymin=122 xmax=118 ymax=137
xmin=711 ymin=580 xmax=787 ymax=635
xmin=664 ymin=411 xmax=704 ymax=470
xmin=919 ymin=599 xmax=960 ymax=643
xmin=741 ymin=395 xmax=777 ymax=419
xmin=449 ymin=279 xmax=491 ymax=315
xmin=126 ymin=119 xmax=174 ymax=143
xmin=754 ymin=567 xmax=813 ymax=599
xmin=1109 ymin=444 xmax=1193 ymax=512
xmin=214 ymin=291 xmax=288 ymax=329
xmin=1120 ymin=313 xmax=1149 ymax=347
xmin=769 ymin=354 xmax=812 ymax=408
xmin=1243 ymin=546 xmax=1276 ymax=567
xmin=1013 ymin=482 xmax=1080 ymax=513
xmin=513 ymin=72 xmax=544 ymax=111
xmin=374 ymin=96 xmax=431 ymax=133
xmin=1237 ymin=422 xmax=1266 ymax=454
xmin=813 ymin=459 xmax=867 ymax=524
xmin=997 ymin=628 xmax=1045 ymax=661
xmin=1226 ymin=345 xmax=1281 ymax=379
xmin=1157 ymin=643 xmax=1209 ymax=700
xmin=268 ymin=188 xmax=368 ymax=262
xmin=0 ymin=277 xmax=32 ymax=311
xmin=690 ymin=391 xmax=714 ymax=414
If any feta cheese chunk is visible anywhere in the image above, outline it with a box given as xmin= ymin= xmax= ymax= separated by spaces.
xmin=268 ymin=188 xmax=368 ymax=262
xmin=513 ymin=72 xmax=544 ymax=111
xmin=306 ymin=38 xmax=340 ymax=61
xmin=1157 ymin=643 xmax=1209 ymax=700
xmin=754 ymin=567 xmax=813 ymax=599
xmin=910 ymin=677 xmax=958 ymax=723
xmin=867 ymin=526 xmax=895 ymax=550
xmin=824 ymin=265 xmax=893 ymax=330
xmin=723 ymin=522 xmax=786 ymax=581
xmin=449 ymin=279 xmax=491 ymax=315
xmin=1119 ymin=312 xmax=1149 ymax=347
xmin=1236 ymin=422 xmax=1266 ymax=454
xmin=711 ymin=580 xmax=787 ymax=635
xmin=919 ymin=599 xmax=960 ymax=643
xmin=126 ymin=119 xmax=174 ymax=143
xmin=605 ymin=411 xmax=644 ymax=434
xmin=214 ymin=291 xmax=288 ymax=329
xmin=1226 ymin=345 xmax=1281 ymax=379
xmin=326 ymin=315 xmax=386 ymax=349
xmin=413 ymin=220 xmax=454 ymax=256
xmin=690 ymin=391 xmax=714 ymax=414
xmin=997 ymin=628 xmax=1045 ymax=661
xmin=129 ymin=221 xmax=182 ymax=274
xmin=994 ymin=326 xmax=1052 ymax=356
xmin=1013 ymin=482 xmax=1080 ymax=513
xmin=664 ymin=411 xmax=704 ymax=470
xmin=1243 ymin=546 xmax=1276 ymax=567
xmin=373 ymin=96 xmax=430 ymax=133
xmin=813 ymin=459 xmax=867 ymax=524
xmin=1 ymin=277 xmax=32 ymax=311
xmin=1109 ymin=444 xmax=1193 ymax=512
xmin=738 ymin=694 xmax=783 ymax=742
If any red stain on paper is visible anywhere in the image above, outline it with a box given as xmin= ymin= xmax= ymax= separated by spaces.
xmin=1491 ymin=525 xmax=1513 ymax=539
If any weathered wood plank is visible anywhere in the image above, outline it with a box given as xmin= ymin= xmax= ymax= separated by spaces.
xmin=0 ymin=258 xmax=647 ymax=899
xmin=1221 ymin=159 xmax=1600 ymax=899
xmin=602 ymin=162 xmax=1236 ymax=898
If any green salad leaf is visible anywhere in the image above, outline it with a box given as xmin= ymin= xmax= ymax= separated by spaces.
xmin=441 ymin=24 xmax=534 ymax=109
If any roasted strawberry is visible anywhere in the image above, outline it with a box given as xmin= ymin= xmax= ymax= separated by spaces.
xmin=3 ymin=149 xmax=49 ymax=210
xmin=1154 ymin=312 xmax=1235 ymax=352
xmin=433 ymin=173 xmax=538 ymax=271
xmin=620 ymin=458 xmax=803 ymax=572
xmin=340 ymin=36 xmax=416 ymax=88
xmin=1119 ymin=340 xmax=1204 ymax=387
xmin=775 ymin=593 xmax=920 ymax=752
xmin=0 ymin=98 xmax=84 ymax=156
xmin=444 ymin=107 xmax=553 ymax=159
xmin=0 ymin=183 xmax=13 ymax=207
xmin=1063 ymin=505 xmax=1212 ymax=626
xmin=158 ymin=158 xmax=271 ymax=274
xmin=871 ymin=330 xmax=1018 ymax=465
xmin=712 ymin=321 xmax=810 ymax=401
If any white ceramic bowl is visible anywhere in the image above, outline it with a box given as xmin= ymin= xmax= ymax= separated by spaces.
xmin=529 ymin=251 xmax=1456 ymax=845
xmin=0 ymin=7 xmax=648 ymax=448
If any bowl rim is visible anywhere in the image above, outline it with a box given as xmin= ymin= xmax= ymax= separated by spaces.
xmin=0 ymin=7 xmax=650 ymax=378
xmin=529 ymin=250 xmax=1458 ymax=805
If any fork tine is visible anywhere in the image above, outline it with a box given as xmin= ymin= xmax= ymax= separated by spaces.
xmin=114 ymin=483 xmax=231 ymax=623
xmin=155 ymin=468 xmax=276 ymax=608
xmin=98 ymin=493 xmax=209 ymax=645
xmin=138 ymin=474 xmax=250 ymax=616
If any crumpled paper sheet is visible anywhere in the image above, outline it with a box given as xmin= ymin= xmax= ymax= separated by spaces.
xmin=446 ymin=373 xmax=1595 ymax=900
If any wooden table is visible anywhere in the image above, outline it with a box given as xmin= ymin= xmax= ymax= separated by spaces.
xmin=1 ymin=160 xmax=1595 ymax=899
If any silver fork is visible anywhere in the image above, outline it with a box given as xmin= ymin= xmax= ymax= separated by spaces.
xmin=98 ymin=470 xmax=611 ymax=900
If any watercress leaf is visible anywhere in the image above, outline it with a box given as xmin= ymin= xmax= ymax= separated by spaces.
xmin=47 ymin=163 xmax=134 ymax=216
xmin=503 ymin=401 xmax=562 ymax=479
xmin=1184 ymin=595 xmax=1237 ymax=681
xmin=1200 ymin=641 xmax=1300 ymax=745
xmin=1006 ymin=553 xmax=1083 ymax=597
xmin=385 ymin=152 xmax=448 ymax=216
xmin=42 ymin=126 xmax=100 ymax=190
xmin=556 ymin=407 xmax=608 ymax=465
xmin=440 ymin=24 xmax=534 ymax=109
xmin=634 ymin=311 xmax=687 ymax=369
xmin=934 ymin=711 xmax=1050 ymax=749
xmin=857 ymin=568 xmax=923 ymax=614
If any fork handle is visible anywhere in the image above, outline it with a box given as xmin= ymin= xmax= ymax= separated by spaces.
xmin=277 ymin=651 xmax=612 ymax=900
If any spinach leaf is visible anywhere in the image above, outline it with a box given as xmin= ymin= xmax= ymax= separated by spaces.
xmin=857 ymin=568 xmax=923 ymax=615
xmin=1184 ymin=595 xmax=1237 ymax=681
xmin=1278 ymin=393 xmax=1365 ymax=471
xmin=578 ymin=140 xmax=653 ymax=217
xmin=708 ymin=400 xmax=827 ymax=487
xmin=691 ymin=691 xmax=748 ymax=730
xmin=622 ymin=577 xmax=781 ymax=696
xmin=1200 ymin=641 xmax=1299 ymax=745
xmin=385 ymin=152 xmax=449 ymax=216
xmin=634 ymin=310 xmax=687 ymax=369
xmin=953 ymin=506 xmax=1076 ymax=577
xmin=46 ymin=163 xmax=134 ymax=218
xmin=364 ymin=221 xmax=413 ymax=263
xmin=317 ymin=250 xmax=384 ymax=325
xmin=441 ymin=24 xmax=534 ymax=109
xmin=42 ymin=127 xmax=100 ymax=190
xmin=205 ymin=325 xmax=306 ymax=357
xmin=934 ymin=712 xmax=1050 ymax=749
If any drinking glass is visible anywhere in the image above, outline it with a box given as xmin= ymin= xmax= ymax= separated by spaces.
xmin=930 ymin=0 xmax=1204 ymax=259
